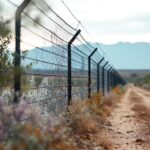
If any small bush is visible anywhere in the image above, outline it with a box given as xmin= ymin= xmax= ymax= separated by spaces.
xmin=68 ymin=101 xmax=97 ymax=138
xmin=0 ymin=97 xmax=78 ymax=150
xmin=0 ymin=86 xmax=123 ymax=150
xmin=67 ymin=92 xmax=114 ymax=150
xmin=112 ymin=86 xmax=124 ymax=96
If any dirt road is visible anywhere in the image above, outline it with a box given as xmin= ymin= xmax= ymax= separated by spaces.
xmin=107 ymin=85 xmax=150 ymax=150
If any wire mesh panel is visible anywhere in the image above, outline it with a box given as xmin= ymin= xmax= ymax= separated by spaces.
xmin=18 ymin=0 xmax=78 ymax=113
xmin=104 ymin=69 xmax=108 ymax=95
xmin=99 ymin=66 xmax=103 ymax=92
xmin=1 ymin=0 xmax=126 ymax=114
xmin=71 ymin=47 xmax=89 ymax=100
xmin=71 ymin=35 xmax=93 ymax=100
xmin=91 ymin=60 xmax=97 ymax=94
xmin=0 ymin=0 xmax=17 ymax=102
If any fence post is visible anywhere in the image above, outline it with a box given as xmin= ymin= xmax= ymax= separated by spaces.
xmin=88 ymin=48 xmax=97 ymax=99
xmin=114 ymin=70 xmax=117 ymax=87
xmin=110 ymin=69 xmax=113 ymax=89
xmin=97 ymin=57 xmax=104 ymax=93
xmin=68 ymin=30 xmax=81 ymax=105
xmin=105 ymin=65 xmax=110 ymax=93
xmin=102 ymin=61 xmax=108 ymax=96
xmin=107 ymin=66 xmax=112 ymax=92
xmin=113 ymin=70 xmax=115 ymax=87
xmin=14 ymin=0 xmax=31 ymax=103
xmin=112 ymin=70 xmax=115 ymax=88
xmin=110 ymin=68 xmax=113 ymax=90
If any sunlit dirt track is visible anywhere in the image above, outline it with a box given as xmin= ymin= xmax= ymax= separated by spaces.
xmin=107 ymin=85 xmax=150 ymax=150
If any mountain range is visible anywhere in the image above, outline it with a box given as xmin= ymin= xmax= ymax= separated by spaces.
xmin=98 ymin=42 xmax=150 ymax=69
xmin=23 ymin=42 xmax=150 ymax=70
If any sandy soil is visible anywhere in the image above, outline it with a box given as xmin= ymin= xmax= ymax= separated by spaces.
xmin=107 ymin=85 xmax=150 ymax=150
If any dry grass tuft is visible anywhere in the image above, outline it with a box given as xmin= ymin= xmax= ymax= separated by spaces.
xmin=143 ymin=92 xmax=150 ymax=97
xmin=70 ymin=114 xmax=97 ymax=137
xmin=88 ymin=92 xmax=103 ymax=114
xmin=100 ymin=105 xmax=112 ymax=118
xmin=139 ymin=89 xmax=150 ymax=97
xmin=68 ymin=100 xmax=98 ymax=139
xmin=66 ymin=87 xmax=124 ymax=150
xmin=132 ymin=104 xmax=150 ymax=122
xmin=129 ymin=90 xmax=150 ymax=122
xmin=112 ymin=86 xmax=124 ymax=96
xmin=99 ymin=138 xmax=113 ymax=150
xmin=100 ymin=91 xmax=122 ymax=118
xmin=130 ymin=90 xmax=150 ymax=123
xmin=129 ymin=91 xmax=142 ymax=103
xmin=130 ymin=89 xmax=150 ymax=147
xmin=104 ymin=92 xmax=118 ymax=107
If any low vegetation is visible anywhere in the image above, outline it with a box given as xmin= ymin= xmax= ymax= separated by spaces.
xmin=130 ymin=91 xmax=150 ymax=123
xmin=0 ymin=86 xmax=124 ymax=150
xmin=128 ymin=74 xmax=150 ymax=89
xmin=130 ymin=90 xmax=150 ymax=147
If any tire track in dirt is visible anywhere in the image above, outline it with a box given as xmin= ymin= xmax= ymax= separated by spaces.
xmin=107 ymin=85 xmax=150 ymax=150
xmin=134 ymin=87 xmax=150 ymax=108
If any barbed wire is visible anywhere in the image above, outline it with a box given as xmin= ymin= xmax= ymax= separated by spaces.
xmin=59 ymin=0 xmax=110 ymax=61
xmin=4 ymin=0 xmax=124 ymax=113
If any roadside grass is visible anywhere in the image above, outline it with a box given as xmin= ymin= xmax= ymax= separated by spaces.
xmin=67 ymin=86 xmax=125 ymax=150
xmin=0 ymin=86 xmax=124 ymax=150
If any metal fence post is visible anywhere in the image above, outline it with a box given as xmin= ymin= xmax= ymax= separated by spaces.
xmin=68 ymin=30 xmax=81 ymax=105
xmin=110 ymin=69 xmax=113 ymax=89
xmin=107 ymin=66 xmax=112 ymax=92
xmin=14 ymin=0 xmax=31 ymax=103
xmin=112 ymin=71 xmax=115 ymax=88
xmin=114 ymin=71 xmax=117 ymax=87
xmin=105 ymin=65 xmax=110 ymax=93
xmin=88 ymin=48 xmax=97 ymax=99
xmin=112 ymin=69 xmax=115 ymax=88
xmin=102 ymin=61 xmax=108 ymax=96
xmin=97 ymin=57 xmax=104 ymax=93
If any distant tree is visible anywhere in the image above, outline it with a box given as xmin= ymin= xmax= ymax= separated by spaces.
xmin=0 ymin=4 xmax=12 ymax=71
xmin=0 ymin=36 xmax=12 ymax=69
xmin=131 ymin=73 xmax=138 ymax=78
xmin=0 ymin=0 xmax=50 ymax=89
xmin=0 ymin=17 xmax=13 ymax=88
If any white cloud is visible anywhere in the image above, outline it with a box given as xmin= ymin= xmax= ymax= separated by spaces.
xmin=3 ymin=0 xmax=150 ymax=44
xmin=60 ymin=0 xmax=150 ymax=44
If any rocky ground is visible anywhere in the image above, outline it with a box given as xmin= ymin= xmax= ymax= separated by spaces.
xmin=106 ymin=85 xmax=150 ymax=150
